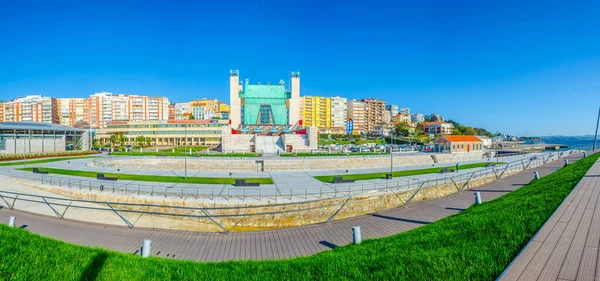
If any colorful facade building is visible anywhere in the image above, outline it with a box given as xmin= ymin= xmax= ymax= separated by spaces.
xmin=0 ymin=95 xmax=58 ymax=124
xmin=362 ymin=98 xmax=386 ymax=133
xmin=301 ymin=96 xmax=332 ymax=130
xmin=347 ymin=100 xmax=365 ymax=134
xmin=229 ymin=70 xmax=300 ymax=129
xmin=88 ymin=92 xmax=169 ymax=128
xmin=57 ymin=98 xmax=90 ymax=127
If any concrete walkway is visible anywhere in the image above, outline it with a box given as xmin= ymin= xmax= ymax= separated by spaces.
xmin=0 ymin=153 xmax=585 ymax=262
xmin=498 ymin=156 xmax=600 ymax=281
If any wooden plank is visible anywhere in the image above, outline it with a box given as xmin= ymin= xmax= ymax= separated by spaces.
xmin=498 ymin=241 xmax=542 ymax=281
xmin=576 ymin=246 xmax=598 ymax=281
xmin=515 ymin=222 xmax=568 ymax=281
xmin=558 ymin=209 xmax=594 ymax=280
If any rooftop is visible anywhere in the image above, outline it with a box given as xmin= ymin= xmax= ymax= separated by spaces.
xmin=439 ymin=135 xmax=483 ymax=142
xmin=0 ymin=122 xmax=85 ymax=132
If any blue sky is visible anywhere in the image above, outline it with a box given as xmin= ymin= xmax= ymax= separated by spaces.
xmin=1 ymin=0 xmax=599 ymax=136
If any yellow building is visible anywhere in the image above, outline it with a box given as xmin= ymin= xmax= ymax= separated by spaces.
xmin=301 ymin=96 xmax=332 ymax=130
xmin=95 ymin=119 xmax=228 ymax=147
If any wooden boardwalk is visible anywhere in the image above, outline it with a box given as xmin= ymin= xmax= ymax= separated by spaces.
xmin=0 ymin=153 xmax=585 ymax=262
xmin=499 ymin=156 xmax=600 ymax=281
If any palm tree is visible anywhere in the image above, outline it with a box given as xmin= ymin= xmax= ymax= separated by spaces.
xmin=109 ymin=134 xmax=118 ymax=149
xmin=118 ymin=135 xmax=127 ymax=148
xmin=144 ymin=136 xmax=153 ymax=148
xmin=135 ymin=135 xmax=146 ymax=148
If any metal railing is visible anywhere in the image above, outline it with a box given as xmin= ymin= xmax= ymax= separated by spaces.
xmin=0 ymin=145 xmax=593 ymax=232
xmin=8 ymin=145 xmax=594 ymax=203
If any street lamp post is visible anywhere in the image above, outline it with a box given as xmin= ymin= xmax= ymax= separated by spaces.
xmin=594 ymin=106 xmax=600 ymax=151
xmin=184 ymin=124 xmax=187 ymax=180
xmin=23 ymin=131 xmax=27 ymax=168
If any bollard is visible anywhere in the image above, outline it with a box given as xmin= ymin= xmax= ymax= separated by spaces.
xmin=8 ymin=216 xmax=16 ymax=227
xmin=534 ymin=171 xmax=540 ymax=180
xmin=474 ymin=192 xmax=482 ymax=204
xmin=564 ymin=159 xmax=569 ymax=167
xmin=156 ymin=148 xmax=158 ymax=153
xmin=141 ymin=239 xmax=152 ymax=258
xmin=583 ymin=151 xmax=587 ymax=158
xmin=172 ymin=148 xmax=175 ymax=153
xmin=352 ymin=226 xmax=362 ymax=244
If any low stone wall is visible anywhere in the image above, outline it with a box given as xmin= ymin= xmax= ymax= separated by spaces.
xmin=12 ymin=167 xmax=519 ymax=232
xmin=93 ymin=151 xmax=486 ymax=172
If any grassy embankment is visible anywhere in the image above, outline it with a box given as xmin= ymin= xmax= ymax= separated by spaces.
xmin=17 ymin=167 xmax=273 ymax=185
xmin=315 ymin=162 xmax=504 ymax=182
xmin=1 ymin=152 xmax=596 ymax=280
xmin=0 ymin=156 xmax=98 ymax=167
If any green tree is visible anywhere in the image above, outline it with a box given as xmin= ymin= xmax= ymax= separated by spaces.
xmin=144 ymin=136 xmax=153 ymax=147
xmin=109 ymin=134 xmax=119 ymax=149
xmin=118 ymin=135 xmax=127 ymax=148
xmin=394 ymin=122 xmax=411 ymax=137
xmin=135 ymin=135 xmax=147 ymax=148
xmin=188 ymin=115 xmax=195 ymax=120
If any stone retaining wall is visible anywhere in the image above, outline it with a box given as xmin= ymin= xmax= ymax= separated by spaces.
xmin=93 ymin=151 xmax=487 ymax=172
xmin=13 ymin=168 xmax=518 ymax=232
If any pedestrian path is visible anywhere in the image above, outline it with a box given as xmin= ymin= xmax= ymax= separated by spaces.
xmin=498 ymin=156 xmax=600 ymax=281
xmin=0 ymin=153 xmax=584 ymax=262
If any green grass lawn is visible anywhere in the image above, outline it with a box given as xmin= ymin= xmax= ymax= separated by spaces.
xmin=0 ymin=156 xmax=98 ymax=167
xmin=160 ymin=145 xmax=210 ymax=152
xmin=1 ymin=153 xmax=596 ymax=280
xmin=315 ymin=162 xmax=504 ymax=182
xmin=17 ymin=167 xmax=273 ymax=185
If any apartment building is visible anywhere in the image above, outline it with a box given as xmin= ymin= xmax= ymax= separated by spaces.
xmin=362 ymin=98 xmax=386 ymax=133
xmin=411 ymin=113 xmax=425 ymax=123
xmin=57 ymin=98 xmax=90 ymax=127
xmin=89 ymin=92 xmax=170 ymax=128
xmin=168 ymin=104 xmax=175 ymax=120
xmin=392 ymin=113 xmax=411 ymax=124
xmin=301 ymin=96 xmax=332 ymax=129
xmin=423 ymin=122 xmax=454 ymax=135
xmin=386 ymin=104 xmax=398 ymax=119
xmin=174 ymin=102 xmax=191 ymax=120
xmin=330 ymin=96 xmax=347 ymax=134
xmin=347 ymin=100 xmax=365 ymax=134
xmin=190 ymin=98 xmax=219 ymax=120
xmin=1 ymin=95 xmax=58 ymax=124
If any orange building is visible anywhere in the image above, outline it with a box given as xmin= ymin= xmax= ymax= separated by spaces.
xmin=435 ymin=135 xmax=483 ymax=153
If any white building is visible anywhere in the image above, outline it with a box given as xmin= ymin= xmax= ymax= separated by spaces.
xmin=330 ymin=96 xmax=347 ymax=131
xmin=411 ymin=113 xmax=425 ymax=123
xmin=400 ymin=107 xmax=410 ymax=115
xmin=175 ymin=102 xmax=191 ymax=120
xmin=476 ymin=136 xmax=492 ymax=148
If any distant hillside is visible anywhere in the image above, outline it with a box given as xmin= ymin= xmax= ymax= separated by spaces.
xmin=446 ymin=120 xmax=494 ymax=137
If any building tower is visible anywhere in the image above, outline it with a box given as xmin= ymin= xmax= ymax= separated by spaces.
xmin=229 ymin=70 xmax=241 ymax=129
xmin=289 ymin=72 xmax=301 ymax=125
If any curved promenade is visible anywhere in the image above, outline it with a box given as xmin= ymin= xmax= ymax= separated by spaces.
xmin=0 ymin=153 xmax=585 ymax=261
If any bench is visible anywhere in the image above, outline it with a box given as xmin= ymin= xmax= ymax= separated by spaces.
xmin=385 ymin=173 xmax=393 ymax=180
xmin=234 ymin=179 xmax=260 ymax=186
xmin=486 ymin=163 xmax=495 ymax=167
xmin=441 ymin=167 xmax=452 ymax=174
xmin=97 ymin=173 xmax=118 ymax=181
xmin=333 ymin=176 xmax=355 ymax=184
xmin=32 ymin=168 xmax=48 ymax=174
